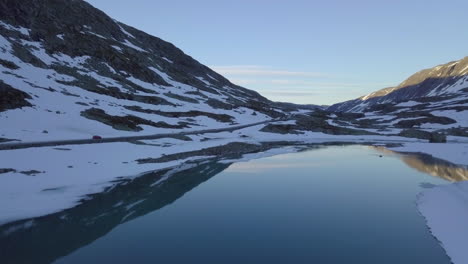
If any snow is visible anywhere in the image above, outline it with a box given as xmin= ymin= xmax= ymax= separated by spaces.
xmin=162 ymin=57 xmax=173 ymax=64
xmin=121 ymin=39 xmax=147 ymax=52
xmin=125 ymin=199 xmax=145 ymax=210
xmin=0 ymin=34 xmax=12 ymax=52
xmin=195 ymin=76 xmax=211 ymax=86
xmin=0 ymin=141 xmax=215 ymax=224
xmin=119 ymin=25 xmax=135 ymax=39
xmin=460 ymin=64 xmax=468 ymax=74
xmin=148 ymin=66 xmax=174 ymax=84
xmin=437 ymin=77 xmax=468 ymax=94
xmin=53 ymin=53 xmax=90 ymax=69
xmin=19 ymin=39 xmax=56 ymax=65
xmin=0 ymin=129 xmax=295 ymax=224
xmin=126 ymin=76 xmax=160 ymax=90
xmin=111 ymin=45 xmax=123 ymax=52
xmin=417 ymin=181 xmax=468 ymax=264
xmin=429 ymin=110 xmax=468 ymax=128
xmin=0 ymin=20 xmax=30 ymax=36
xmin=86 ymin=31 xmax=107 ymax=39
xmin=102 ymin=62 xmax=117 ymax=74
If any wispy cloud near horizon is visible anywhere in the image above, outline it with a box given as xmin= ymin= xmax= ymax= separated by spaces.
xmin=209 ymin=65 xmax=394 ymax=105
xmin=210 ymin=65 xmax=331 ymax=78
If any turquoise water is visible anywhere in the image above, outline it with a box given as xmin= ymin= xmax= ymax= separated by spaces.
xmin=0 ymin=145 xmax=454 ymax=263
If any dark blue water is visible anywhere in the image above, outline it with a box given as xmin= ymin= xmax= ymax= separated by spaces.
xmin=54 ymin=145 xmax=450 ymax=264
xmin=0 ymin=145 xmax=453 ymax=264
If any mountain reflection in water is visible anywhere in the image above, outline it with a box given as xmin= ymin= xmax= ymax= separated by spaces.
xmin=0 ymin=144 xmax=466 ymax=264
xmin=0 ymin=161 xmax=230 ymax=264
xmin=371 ymin=146 xmax=468 ymax=182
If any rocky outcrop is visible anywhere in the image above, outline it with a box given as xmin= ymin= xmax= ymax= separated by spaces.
xmin=80 ymin=108 xmax=188 ymax=131
xmin=0 ymin=81 xmax=32 ymax=112
xmin=398 ymin=129 xmax=447 ymax=143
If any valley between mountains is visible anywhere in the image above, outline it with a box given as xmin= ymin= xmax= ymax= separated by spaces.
xmin=1 ymin=1 xmax=468 ymax=263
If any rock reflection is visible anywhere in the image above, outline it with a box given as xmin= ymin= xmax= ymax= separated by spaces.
xmin=371 ymin=146 xmax=468 ymax=182
xmin=0 ymin=161 xmax=231 ymax=264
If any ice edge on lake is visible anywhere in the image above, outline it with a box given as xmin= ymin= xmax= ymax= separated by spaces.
xmin=417 ymin=181 xmax=468 ymax=264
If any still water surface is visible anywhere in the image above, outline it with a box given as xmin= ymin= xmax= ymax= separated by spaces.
xmin=2 ymin=145 xmax=461 ymax=263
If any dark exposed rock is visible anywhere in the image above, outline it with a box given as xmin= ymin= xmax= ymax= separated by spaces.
xmin=124 ymin=105 xmax=234 ymax=123
xmin=11 ymin=42 xmax=48 ymax=68
xmin=259 ymin=113 xmax=378 ymax=136
xmin=272 ymin=101 xmax=322 ymax=111
xmin=260 ymin=124 xmax=303 ymax=134
xmin=0 ymin=81 xmax=32 ymax=112
xmin=0 ymin=168 xmax=16 ymax=174
xmin=163 ymin=92 xmax=199 ymax=104
xmin=53 ymin=148 xmax=71 ymax=151
xmin=366 ymin=103 xmax=400 ymax=113
xmin=444 ymin=127 xmax=468 ymax=137
xmin=394 ymin=116 xmax=456 ymax=128
xmin=51 ymin=68 xmax=176 ymax=106
xmin=398 ymin=129 xmax=433 ymax=140
xmin=308 ymin=109 xmax=332 ymax=118
xmin=398 ymin=129 xmax=447 ymax=143
xmin=429 ymin=132 xmax=447 ymax=143
xmin=136 ymin=141 xmax=298 ymax=164
xmin=81 ymin=108 xmax=188 ymax=131
xmin=19 ymin=170 xmax=43 ymax=176
xmin=0 ymin=58 xmax=19 ymax=69
xmin=137 ymin=142 xmax=264 ymax=163
xmin=394 ymin=111 xmax=433 ymax=119
xmin=205 ymin=98 xmax=233 ymax=110
xmin=335 ymin=112 xmax=365 ymax=120
xmin=0 ymin=137 xmax=18 ymax=143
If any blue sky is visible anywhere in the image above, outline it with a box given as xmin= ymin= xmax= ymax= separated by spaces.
xmin=86 ymin=0 xmax=467 ymax=105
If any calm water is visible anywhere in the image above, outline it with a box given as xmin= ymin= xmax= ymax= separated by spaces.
xmin=1 ymin=145 xmax=461 ymax=264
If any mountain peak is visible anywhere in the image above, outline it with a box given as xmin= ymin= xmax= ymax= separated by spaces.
xmin=328 ymin=56 xmax=468 ymax=112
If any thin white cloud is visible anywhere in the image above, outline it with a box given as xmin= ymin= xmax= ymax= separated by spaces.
xmin=211 ymin=65 xmax=330 ymax=78
xmin=210 ymin=65 xmax=395 ymax=104
xmin=269 ymin=79 xmax=385 ymax=87
xmin=229 ymin=78 xmax=393 ymax=90
xmin=263 ymin=91 xmax=319 ymax=97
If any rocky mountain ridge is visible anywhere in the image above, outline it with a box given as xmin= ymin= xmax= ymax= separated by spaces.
xmin=0 ymin=0 xmax=285 ymax=143
xmin=328 ymin=57 xmax=468 ymax=112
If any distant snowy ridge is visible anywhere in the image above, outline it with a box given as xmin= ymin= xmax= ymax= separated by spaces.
xmin=328 ymin=56 xmax=468 ymax=113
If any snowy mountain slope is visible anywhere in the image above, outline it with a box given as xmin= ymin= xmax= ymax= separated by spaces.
xmin=0 ymin=0 xmax=284 ymax=143
xmin=328 ymin=57 xmax=468 ymax=113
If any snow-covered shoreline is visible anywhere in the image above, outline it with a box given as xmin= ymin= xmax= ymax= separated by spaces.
xmin=417 ymin=181 xmax=468 ymax=264
xmin=1 ymin=125 xmax=468 ymax=226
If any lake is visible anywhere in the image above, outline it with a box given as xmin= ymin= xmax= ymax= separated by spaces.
xmin=1 ymin=144 xmax=462 ymax=264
